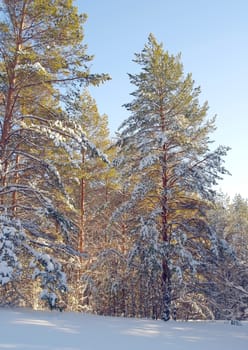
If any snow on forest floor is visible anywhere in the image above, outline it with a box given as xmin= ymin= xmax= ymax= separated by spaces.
xmin=0 ymin=308 xmax=248 ymax=350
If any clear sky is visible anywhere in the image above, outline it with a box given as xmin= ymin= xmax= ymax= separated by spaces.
xmin=76 ymin=0 xmax=248 ymax=200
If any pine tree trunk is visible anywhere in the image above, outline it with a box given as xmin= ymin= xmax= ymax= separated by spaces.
xmin=0 ymin=3 xmax=25 ymax=207
xmin=79 ymin=148 xmax=86 ymax=257
xmin=162 ymin=259 xmax=172 ymax=321
xmin=12 ymin=154 xmax=20 ymax=216
xmin=0 ymin=73 xmax=15 ymax=202
xmin=161 ymin=108 xmax=172 ymax=321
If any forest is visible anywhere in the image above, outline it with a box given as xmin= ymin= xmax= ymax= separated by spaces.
xmin=0 ymin=0 xmax=247 ymax=321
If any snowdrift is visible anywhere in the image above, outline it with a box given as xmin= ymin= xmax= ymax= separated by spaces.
xmin=0 ymin=308 xmax=247 ymax=350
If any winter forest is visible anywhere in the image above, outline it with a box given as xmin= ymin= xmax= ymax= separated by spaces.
xmin=0 ymin=0 xmax=248 ymax=322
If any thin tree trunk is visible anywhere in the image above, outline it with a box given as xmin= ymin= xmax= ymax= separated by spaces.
xmin=0 ymin=2 xmax=26 ymax=207
xmin=76 ymin=148 xmax=86 ymax=309
xmin=162 ymin=258 xmax=172 ymax=320
xmin=160 ymin=104 xmax=172 ymax=321
xmin=79 ymin=148 xmax=86 ymax=258
xmin=161 ymin=158 xmax=172 ymax=320
xmin=12 ymin=154 xmax=20 ymax=216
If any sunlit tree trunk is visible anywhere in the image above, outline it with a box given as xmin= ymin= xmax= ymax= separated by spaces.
xmin=160 ymin=103 xmax=172 ymax=320
xmin=79 ymin=148 xmax=86 ymax=258
xmin=12 ymin=154 xmax=20 ymax=216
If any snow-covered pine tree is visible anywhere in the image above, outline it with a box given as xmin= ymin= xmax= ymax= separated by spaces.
xmin=64 ymin=91 xmax=112 ymax=255
xmin=60 ymin=91 xmax=135 ymax=315
xmin=114 ymin=34 xmax=230 ymax=320
xmin=57 ymin=90 xmax=120 ymax=311
xmin=207 ymin=194 xmax=248 ymax=320
xmin=0 ymin=0 xmax=110 ymax=308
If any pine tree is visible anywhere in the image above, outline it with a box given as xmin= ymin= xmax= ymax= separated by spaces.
xmin=207 ymin=194 xmax=248 ymax=320
xmin=57 ymin=90 xmax=118 ymax=310
xmin=225 ymin=195 xmax=248 ymax=262
xmin=114 ymin=34 xmax=230 ymax=320
xmin=0 ymin=0 xmax=110 ymax=308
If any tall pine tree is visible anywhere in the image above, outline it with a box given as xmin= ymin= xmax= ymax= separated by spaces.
xmin=0 ymin=0 xmax=109 ymax=308
xmin=114 ymin=34 xmax=230 ymax=320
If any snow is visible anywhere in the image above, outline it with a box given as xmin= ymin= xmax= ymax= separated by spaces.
xmin=0 ymin=261 xmax=13 ymax=284
xmin=15 ymin=62 xmax=48 ymax=74
xmin=0 ymin=308 xmax=247 ymax=350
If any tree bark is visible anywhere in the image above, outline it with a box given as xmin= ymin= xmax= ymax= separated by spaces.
xmin=0 ymin=1 xmax=26 ymax=206
xmin=160 ymin=105 xmax=172 ymax=321
xmin=12 ymin=154 xmax=20 ymax=216
xmin=78 ymin=148 xmax=86 ymax=257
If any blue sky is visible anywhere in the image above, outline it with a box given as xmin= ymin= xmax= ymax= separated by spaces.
xmin=76 ymin=0 xmax=248 ymax=199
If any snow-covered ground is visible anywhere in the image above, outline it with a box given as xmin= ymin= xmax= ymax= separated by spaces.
xmin=0 ymin=308 xmax=247 ymax=350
